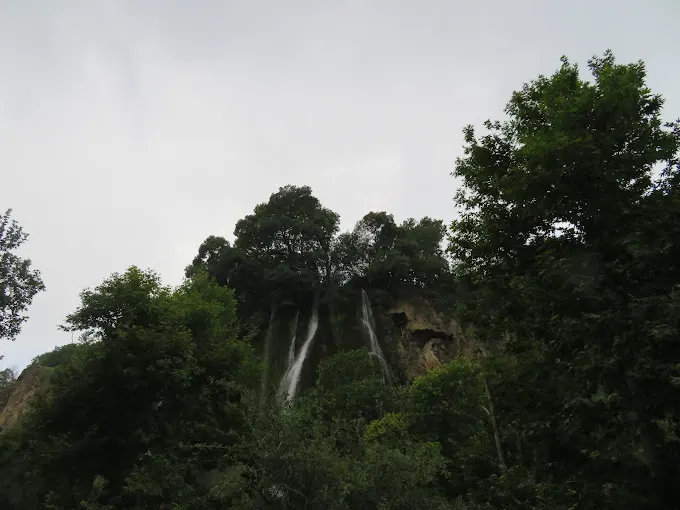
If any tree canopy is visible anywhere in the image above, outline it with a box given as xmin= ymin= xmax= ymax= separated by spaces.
xmin=449 ymin=51 xmax=680 ymax=508
xmin=0 ymin=209 xmax=45 ymax=342
xmin=187 ymin=185 xmax=450 ymax=322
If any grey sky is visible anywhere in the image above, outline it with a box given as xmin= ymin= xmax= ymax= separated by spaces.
xmin=1 ymin=0 xmax=679 ymax=370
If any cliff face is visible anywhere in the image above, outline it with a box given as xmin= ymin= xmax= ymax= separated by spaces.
xmin=2 ymin=293 xmax=470 ymax=425
xmin=259 ymin=289 xmax=473 ymax=398
xmin=0 ymin=365 xmax=50 ymax=432
xmin=382 ymin=297 xmax=473 ymax=379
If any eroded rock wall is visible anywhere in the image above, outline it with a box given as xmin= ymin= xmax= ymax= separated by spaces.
xmin=0 ymin=365 xmax=50 ymax=432
xmin=384 ymin=298 xmax=475 ymax=379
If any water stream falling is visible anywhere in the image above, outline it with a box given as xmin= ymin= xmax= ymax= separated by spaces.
xmin=285 ymin=311 xmax=300 ymax=371
xmin=360 ymin=289 xmax=392 ymax=384
xmin=278 ymin=302 xmax=319 ymax=403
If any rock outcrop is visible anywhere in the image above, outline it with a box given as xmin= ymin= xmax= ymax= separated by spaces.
xmin=386 ymin=298 xmax=473 ymax=379
xmin=0 ymin=364 xmax=50 ymax=432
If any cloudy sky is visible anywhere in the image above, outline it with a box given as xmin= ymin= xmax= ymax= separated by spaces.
xmin=1 ymin=0 xmax=678 ymax=370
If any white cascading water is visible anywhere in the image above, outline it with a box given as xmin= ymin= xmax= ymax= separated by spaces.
xmin=360 ymin=289 xmax=392 ymax=383
xmin=286 ymin=311 xmax=299 ymax=371
xmin=278 ymin=302 xmax=319 ymax=403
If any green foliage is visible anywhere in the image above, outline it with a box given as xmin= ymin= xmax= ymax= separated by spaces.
xmin=0 ymin=267 xmax=259 ymax=508
xmin=188 ymin=185 xmax=342 ymax=315
xmin=31 ymin=343 xmax=83 ymax=368
xmin=313 ymin=348 xmax=399 ymax=420
xmin=333 ymin=212 xmax=450 ymax=291
xmin=0 ymin=367 xmax=16 ymax=389
xmin=229 ymin=350 xmax=455 ymax=510
xmin=188 ymin=187 xmax=451 ymax=332
xmin=364 ymin=411 xmax=409 ymax=444
xmin=449 ymin=51 xmax=680 ymax=507
xmin=0 ymin=209 xmax=45 ymax=342
xmin=408 ymin=360 xmax=488 ymax=455
xmin=406 ymin=360 xmax=497 ymax=500
xmin=234 ymin=185 xmax=340 ymax=287
xmin=332 ymin=211 xmax=400 ymax=285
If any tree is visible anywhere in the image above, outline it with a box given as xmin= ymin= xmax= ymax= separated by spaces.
xmin=0 ymin=367 xmax=16 ymax=389
xmin=406 ymin=360 xmax=496 ymax=500
xmin=332 ymin=211 xmax=450 ymax=292
xmin=0 ymin=209 xmax=45 ymax=341
xmin=31 ymin=343 xmax=83 ymax=368
xmin=188 ymin=186 xmax=340 ymax=316
xmin=2 ymin=267 xmax=259 ymax=508
xmin=449 ymin=51 xmax=680 ymax=507
xmin=310 ymin=348 xmax=401 ymax=428
xmin=234 ymin=185 xmax=340 ymax=295
xmin=384 ymin=217 xmax=449 ymax=290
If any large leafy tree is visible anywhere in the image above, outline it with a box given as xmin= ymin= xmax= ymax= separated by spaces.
xmin=1 ymin=267 xmax=258 ymax=509
xmin=386 ymin=217 xmax=449 ymax=290
xmin=449 ymin=52 xmax=680 ymax=507
xmin=331 ymin=211 xmax=399 ymax=286
xmin=186 ymin=235 xmax=266 ymax=323
xmin=190 ymin=188 xmax=451 ymax=306
xmin=406 ymin=360 xmax=496 ymax=498
xmin=0 ymin=209 xmax=45 ymax=342
xmin=234 ymin=185 xmax=340 ymax=297
xmin=332 ymin=211 xmax=449 ymax=291
xmin=0 ymin=367 xmax=16 ymax=389
xmin=189 ymin=186 xmax=340 ymax=312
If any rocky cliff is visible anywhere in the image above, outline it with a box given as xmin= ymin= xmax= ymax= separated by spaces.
xmin=0 ymin=364 xmax=50 ymax=432
xmin=386 ymin=297 xmax=474 ymax=379
xmin=0 ymin=293 xmax=471 ymax=429
xmin=259 ymin=289 xmax=473 ymax=397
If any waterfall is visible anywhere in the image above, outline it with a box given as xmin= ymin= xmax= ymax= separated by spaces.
xmin=286 ymin=311 xmax=299 ymax=371
xmin=360 ymin=289 xmax=392 ymax=384
xmin=278 ymin=302 xmax=319 ymax=403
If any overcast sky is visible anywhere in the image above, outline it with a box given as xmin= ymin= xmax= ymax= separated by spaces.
xmin=1 ymin=0 xmax=678 ymax=370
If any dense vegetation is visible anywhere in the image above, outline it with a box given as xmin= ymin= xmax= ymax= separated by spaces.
xmin=1 ymin=52 xmax=679 ymax=509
